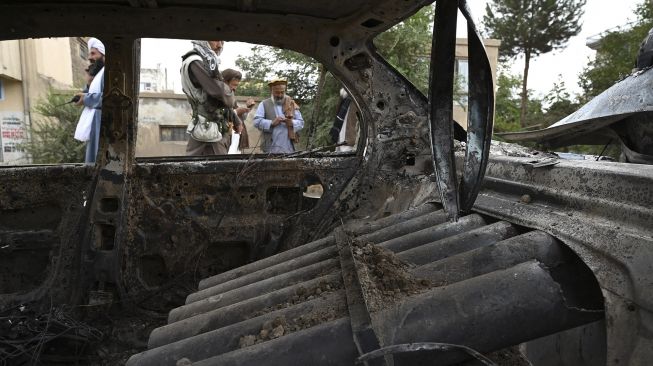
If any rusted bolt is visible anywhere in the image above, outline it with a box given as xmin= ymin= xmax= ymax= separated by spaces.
xmin=520 ymin=194 xmax=532 ymax=204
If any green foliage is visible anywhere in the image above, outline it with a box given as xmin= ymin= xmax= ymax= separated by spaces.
xmin=234 ymin=4 xmax=468 ymax=150
xmin=541 ymin=77 xmax=580 ymax=126
xmin=235 ymin=46 xmax=320 ymax=103
xmin=579 ymin=1 xmax=653 ymax=98
xmin=483 ymin=0 xmax=585 ymax=126
xmin=300 ymin=73 xmax=342 ymax=149
xmin=21 ymin=90 xmax=85 ymax=163
xmin=493 ymin=67 xmax=546 ymax=133
xmin=484 ymin=0 xmax=586 ymax=61
xmin=374 ymin=5 xmax=434 ymax=94
xmin=493 ymin=70 xmax=522 ymax=132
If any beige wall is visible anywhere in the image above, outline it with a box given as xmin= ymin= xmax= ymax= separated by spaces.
xmin=0 ymin=77 xmax=25 ymax=112
xmin=136 ymin=93 xmax=191 ymax=157
xmin=34 ymin=38 xmax=74 ymax=86
xmin=0 ymin=41 xmax=22 ymax=81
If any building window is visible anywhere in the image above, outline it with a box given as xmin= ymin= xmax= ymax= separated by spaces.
xmin=160 ymin=126 xmax=188 ymax=142
xmin=0 ymin=79 xmax=4 ymax=101
xmin=141 ymin=82 xmax=152 ymax=91
xmin=79 ymin=42 xmax=88 ymax=60
xmin=455 ymin=58 xmax=469 ymax=105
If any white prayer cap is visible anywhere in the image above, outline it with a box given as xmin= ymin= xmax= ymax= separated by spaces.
xmin=88 ymin=37 xmax=105 ymax=55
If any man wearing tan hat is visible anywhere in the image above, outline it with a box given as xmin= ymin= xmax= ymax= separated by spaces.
xmin=253 ymin=78 xmax=304 ymax=154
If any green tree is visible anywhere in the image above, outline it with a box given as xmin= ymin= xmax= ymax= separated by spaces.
xmin=21 ymin=90 xmax=85 ymax=163
xmin=493 ymin=66 xmax=545 ymax=133
xmin=579 ymin=1 xmax=653 ymax=99
xmin=235 ymin=46 xmax=321 ymax=103
xmin=541 ymin=76 xmax=580 ymax=127
xmin=484 ymin=0 xmax=586 ymax=127
xmin=374 ymin=5 xmax=434 ymax=94
xmin=235 ymin=4 xmax=459 ymax=150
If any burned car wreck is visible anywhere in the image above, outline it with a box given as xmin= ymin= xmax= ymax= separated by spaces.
xmin=1 ymin=0 xmax=652 ymax=365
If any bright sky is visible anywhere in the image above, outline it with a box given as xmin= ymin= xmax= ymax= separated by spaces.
xmin=462 ymin=0 xmax=643 ymax=98
xmin=141 ymin=0 xmax=644 ymax=97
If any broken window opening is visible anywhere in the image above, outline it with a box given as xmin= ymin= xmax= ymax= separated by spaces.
xmin=135 ymin=38 xmax=361 ymax=159
xmin=0 ymin=36 xmax=100 ymax=166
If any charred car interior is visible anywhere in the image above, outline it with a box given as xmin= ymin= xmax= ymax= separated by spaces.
xmin=1 ymin=0 xmax=652 ymax=365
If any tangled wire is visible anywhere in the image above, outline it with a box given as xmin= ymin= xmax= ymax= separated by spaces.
xmin=0 ymin=303 xmax=103 ymax=366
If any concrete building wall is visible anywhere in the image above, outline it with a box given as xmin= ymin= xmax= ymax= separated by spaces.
xmin=0 ymin=77 xmax=24 ymax=111
xmin=34 ymin=38 xmax=74 ymax=87
xmin=0 ymin=78 xmax=28 ymax=164
xmin=0 ymin=41 xmax=22 ymax=81
xmin=70 ymin=37 xmax=90 ymax=88
xmin=136 ymin=93 xmax=191 ymax=157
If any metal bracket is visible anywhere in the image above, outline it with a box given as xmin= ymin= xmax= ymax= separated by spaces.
xmin=334 ymin=228 xmax=388 ymax=366
xmin=429 ymin=0 xmax=495 ymax=221
xmin=356 ymin=342 xmax=497 ymax=366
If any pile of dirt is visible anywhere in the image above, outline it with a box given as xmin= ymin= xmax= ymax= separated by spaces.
xmin=239 ymin=299 xmax=347 ymax=349
xmin=483 ymin=346 xmax=532 ymax=366
xmin=250 ymin=278 xmax=342 ymax=317
xmin=351 ymin=240 xmax=431 ymax=312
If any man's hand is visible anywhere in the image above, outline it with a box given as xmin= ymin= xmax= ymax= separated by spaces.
xmin=245 ymin=98 xmax=256 ymax=109
xmin=235 ymin=107 xmax=250 ymax=115
xmin=234 ymin=123 xmax=244 ymax=133
xmin=284 ymin=118 xmax=294 ymax=127
xmin=75 ymin=93 xmax=85 ymax=106
xmin=271 ymin=116 xmax=285 ymax=127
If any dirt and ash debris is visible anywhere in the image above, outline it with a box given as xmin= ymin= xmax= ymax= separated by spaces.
xmin=351 ymin=239 xmax=431 ymax=312
xmin=239 ymin=280 xmax=346 ymax=348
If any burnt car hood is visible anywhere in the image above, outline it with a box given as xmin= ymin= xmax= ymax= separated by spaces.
xmin=498 ymin=67 xmax=653 ymax=147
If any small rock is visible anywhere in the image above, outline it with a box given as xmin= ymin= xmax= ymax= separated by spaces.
xmin=239 ymin=335 xmax=256 ymax=348
xmin=315 ymin=288 xmax=322 ymax=295
xmin=520 ymin=194 xmax=532 ymax=204
xmin=272 ymin=317 xmax=286 ymax=327
xmin=262 ymin=320 xmax=273 ymax=331
xmin=259 ymin=329 xmax=269 ymax=339
xmin=176 ymin=358 xmax=192 ymax=366
xmin=270 ymin=325 xmax=285 ymax=339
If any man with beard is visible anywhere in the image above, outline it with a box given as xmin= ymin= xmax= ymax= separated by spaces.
xmin=253 ymin=78 xmax=304 ymax=154
xmin=74 ymin=37 xmax=105 ymax=164
xmin=180 ymin=40 xmax=237 ymax=155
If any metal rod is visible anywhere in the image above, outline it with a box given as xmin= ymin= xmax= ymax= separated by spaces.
xmin=169 ymin=258 xmax=340 ymax=322
xmin=188 ymin=246 xmax=337 ymax=304
xmin=356 ymin=210 xmax=449 ymax=245
xmin=378 ymin=213 xmax=486 ymax=253
xmin=412 ymin=230 xmax=569 ymax=285
xmin=344 ymin=202 xmax=441 ymax=235
xmin=197 ymin=203 xmax=440 ymax=291
xmin=198 ymin=236 xmax=334 ymax=290
xmin=126 ymin=291 xmax=347 ymax=366
xmin=169 ymin=262 xmax=602 ymax=366
xmin=458 ymin=0 xmax=495 ymax=214
xmin=149 ymin=272 xmax=342 ymax=348
xmin=396 ymin=221 xmax=519 ymax=265
xmin=429 ymin=0 xmax=460 ymax=220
